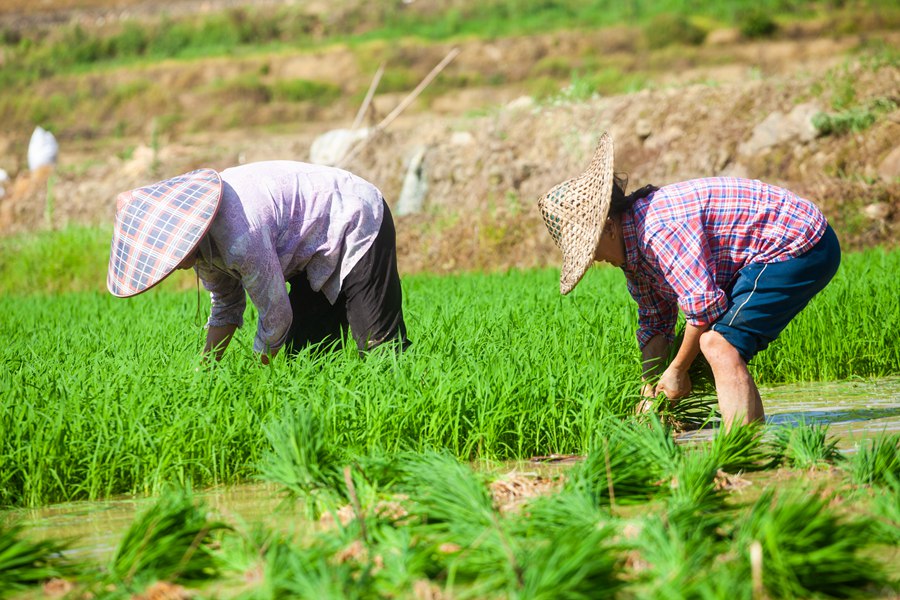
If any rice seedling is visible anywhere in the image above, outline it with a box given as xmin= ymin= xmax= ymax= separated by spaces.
xmin=565 ymin=417 xmax=677 ymax=507
xmin=0 ymin=522 xmax=81 ymax=597
xmin=866 ymin=474 xmax=900 ymax=546
xmin=731 ymin=487 xmax=888 ymax=598
xmin=665 ymin=450 xmax=727 ymax=520
xmin=707 ymin=420 xmax=773 ymax=473
xmin=256 ymin=408 xmax=348 ymax=518
xmin=1 ymin=247 xmax=899 ymax=511
xmin=511 ymin=490 xmax=623 ymax=599
xmin=627 ymin=514 xmax=745 ymax=600
xmin=770 ymin=420 xmax=842 ymax=470
xmin=107 ymin=485 xmax=230 ymax=590
xmin=398 ymin=451 xmax=518 ymax=595
xmin=846 ymin=430 xmax=900 ymax=487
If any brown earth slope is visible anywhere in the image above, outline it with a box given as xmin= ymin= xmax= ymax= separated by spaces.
xmin=0 ymin=3 xmax=897 ymax=274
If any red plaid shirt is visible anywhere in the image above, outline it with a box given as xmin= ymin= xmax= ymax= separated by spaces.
xmin=620 ymin=177 xmax=827 ymax=348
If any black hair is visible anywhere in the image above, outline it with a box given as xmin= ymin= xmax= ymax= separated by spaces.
xmin=610 ymin=173 xmax=658 ymax=216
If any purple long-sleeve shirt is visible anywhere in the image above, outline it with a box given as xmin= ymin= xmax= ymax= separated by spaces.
xmin=194 ymin=161 xmax=384 ymax=354
xmin=621 ymin=177 xmax=827 ymax=349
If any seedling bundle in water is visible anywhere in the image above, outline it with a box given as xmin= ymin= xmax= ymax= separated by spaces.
xmin=3 ymin=417 xmax=897 ymax=598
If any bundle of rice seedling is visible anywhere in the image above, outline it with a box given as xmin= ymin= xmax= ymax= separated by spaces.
xmin=732 ymin=487 xmax=888 ymax=598
xmin=867 ymin=474 xmax=900 ymax=546
xmin=846 ymin=431 xmax=900 ymax=487
xmin=707 ymin=421 xmax=773 ymax=473
xmin=628 ymin=514 xmax=743 ymax=600
xmin=566 ymin=417 xmax=678 ymax=507
xmin=398 ymin=451 xmax=517 ymax=595
xmin=513 ymin=490 xmax=623 ymax=598
xmin=257 ymin=408 xmax=348 ymax=518
xmin=665 ymin=450 xmax=726 ymax=520
xmin=108 ymin=486 xmax=230 ymax=587
xmin=770 ymin=421 xmax=842 ymax=469
xmin=0 ymin=522 xmax=80 ymax=597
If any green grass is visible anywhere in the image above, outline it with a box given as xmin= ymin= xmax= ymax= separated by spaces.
xmin=2 ymin=0 xmax=897 ymax=88
xmin=1 ymin=240 xmax=899 ymax=508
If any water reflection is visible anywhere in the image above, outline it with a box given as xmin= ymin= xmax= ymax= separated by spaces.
xmin=678 ymin=376 xmax=900 ymax=446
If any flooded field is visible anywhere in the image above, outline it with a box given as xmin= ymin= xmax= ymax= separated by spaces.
xmin=679 ymin=376 xmax=900 ymax=448
xmin=4 ymin=377 xmax=899 ymax=564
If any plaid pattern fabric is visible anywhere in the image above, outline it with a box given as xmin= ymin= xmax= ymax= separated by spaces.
xmin=107 ymin=168 xmax=222 ymax=297
xmin=621 ymin=177 xmax=828 ymax=348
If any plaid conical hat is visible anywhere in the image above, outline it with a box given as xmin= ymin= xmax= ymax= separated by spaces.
xmin=537 ymin=133 xmax=614 ymax=295
xmin=107 ymin=168 xmax=222 ymax=297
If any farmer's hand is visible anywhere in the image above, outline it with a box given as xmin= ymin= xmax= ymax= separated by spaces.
xmin=655 ymin=366 xmax=692 ymax=400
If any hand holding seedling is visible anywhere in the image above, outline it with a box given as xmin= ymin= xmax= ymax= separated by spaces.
xmin=655 ymin=365 xmax=692 ymax=399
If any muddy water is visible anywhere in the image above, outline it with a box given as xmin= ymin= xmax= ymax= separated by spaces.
xmin=678 ymin=376 xmax=900 ymax=448
xmin=5 ymin=377 xmax=899 ymax=562
xmin=4 ymin=483 xmax=298 ymax=563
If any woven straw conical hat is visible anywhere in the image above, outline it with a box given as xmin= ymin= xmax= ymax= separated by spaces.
xmin=537 ymin=132 xmax=614 ymax=295
xmin=107 ymin=168 xmax=222 ymax=297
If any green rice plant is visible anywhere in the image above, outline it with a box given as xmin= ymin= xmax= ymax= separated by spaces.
xmin=399 ymin=451 xmax=517 ymax=596
xmin=867 ymin=474 xmax=900 ymax=546
xmin=732 ymin=487 xmax=887 ymax=598
xmin=707 ymin=420 xmax=773 ymax=473
xmin=256 ymin=408 xmax=348 ymax=518
xmin=665 ymin=450 xmax=726 ymax=520
xmin=770 ymin=421 xmax=842 ymax=470
xmin=1 ymin=246 xmax=899 ymax=509
xmin=108 ymin=485 xmax=230 ymax=587
xmin=565 ymin=417 xmax=678 ymax=506
xmin=0 ymin=523 xmax=80 ymax=597
xmin=264 ymin=540 xmax=369 ymax=600
xmin=846 ymin=431 xmax=900 ymax=487
xmin=512 ymin=489 xmax=623 ymax=599
xmin=628 ymin=514 xmax=746 ymax=600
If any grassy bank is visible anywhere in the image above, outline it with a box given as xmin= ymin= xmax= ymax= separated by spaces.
xmin=1 ymin=243 xmax=899 ymax=508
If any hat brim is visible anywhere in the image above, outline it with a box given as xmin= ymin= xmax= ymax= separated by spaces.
xmin=557 ymin=134 xmax=615 ymax=295
xmin=107 ymin=168 xmax=222 ymax=298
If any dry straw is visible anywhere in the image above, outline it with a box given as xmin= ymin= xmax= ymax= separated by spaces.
xmin=537 ymin=132 xmax=614 ymax=294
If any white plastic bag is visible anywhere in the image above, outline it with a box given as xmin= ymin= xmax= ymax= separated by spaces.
xmin=27 ymin=126 xmax=59 ymax=171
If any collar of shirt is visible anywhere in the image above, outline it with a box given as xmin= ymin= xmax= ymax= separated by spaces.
xmin=619 ymin=195 xmax=651 ymax=277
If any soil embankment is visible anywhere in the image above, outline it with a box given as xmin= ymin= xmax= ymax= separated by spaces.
xmin=0 ymin=1 xmax=898 ymax=274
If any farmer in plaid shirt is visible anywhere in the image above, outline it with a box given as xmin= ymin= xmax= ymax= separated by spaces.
xmin=539 ymin=134 xmax=841 ymax=427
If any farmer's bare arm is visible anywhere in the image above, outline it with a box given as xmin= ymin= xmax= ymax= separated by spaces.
xmin=640 ymin=334 xmax=670 ymax=397
xmin=259 ymin=347 xmax=279 ymax=365
xmin=655 ymin=323 xmax=707 ymax=399
xmin=204 ymin=324 xmax=238 ymax=361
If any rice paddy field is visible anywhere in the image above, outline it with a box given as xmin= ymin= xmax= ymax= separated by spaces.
xmin=1 ymin=230 xmax=899 ymax=598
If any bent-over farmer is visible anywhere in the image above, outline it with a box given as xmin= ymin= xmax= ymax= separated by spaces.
xmin=108 ymin=161 xmax=410 ymax=362
xmin=538 ymin=133 xmax=840 ymax=427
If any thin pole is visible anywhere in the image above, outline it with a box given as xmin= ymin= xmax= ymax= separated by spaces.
xmin=351 ymin=62 xmax=385 ymax=130
xmin=338 ymin=47 xmax=461 ymax=167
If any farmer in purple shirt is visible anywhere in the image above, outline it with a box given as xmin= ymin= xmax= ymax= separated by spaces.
xmin=538 ymin=133 xmax=840 ymax=428
xmin=108 ymin=161 xmax=410 ymax=363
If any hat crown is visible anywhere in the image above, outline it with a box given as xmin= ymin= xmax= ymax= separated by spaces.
xmin=107 ymin=168 xmax=222 ymax=297
xmin=536 ymin=132 xmax=615 ymax=294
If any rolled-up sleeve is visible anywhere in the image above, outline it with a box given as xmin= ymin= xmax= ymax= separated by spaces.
xmin=652 ymin=222 xmax=728 ymax=327
xmin=626 ymin=273 xmax=678 ymax=349
xmin=241 ymin=247 xmax=292 ymax=355
xmin=197 ymin=265 xmax=246 ymax=328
